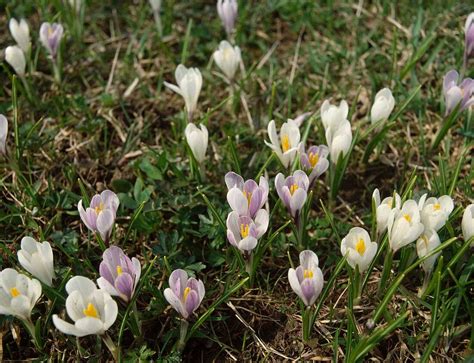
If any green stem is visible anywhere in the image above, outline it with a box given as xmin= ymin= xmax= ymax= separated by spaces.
xmin=132 ymin=301 xmax=142 ymax=335
xmin=153 ymin=10 xmax=163 ymax=38
xmin=418 ymin=270 xmax=431 ymax=298
xmin=352 ymin=268 xmax=361 ymax=305
xmin=177 ymin=319 xmax=189 ymax=353
xmin=302 ymin=306 xmax=312 ymax=342
xmin=377 ymin=248 xmax=393 ymax=297
xmin=102 ymin=333 xmax=119 ymax=361
xmin=52 ymin=59 xmax=61 ymax=84
xmin=245 ymin=253 xmax=254 ymax=288
xmin=21 ymin=318 xmax=42 ymax=351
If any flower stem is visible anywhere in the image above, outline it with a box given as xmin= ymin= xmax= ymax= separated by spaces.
xmin=102 ymin=333 xmax=119 ymax=361
xmin=377 ymin=248 xmax=393 ymax=297
xmin=302 ymin=306 xmax=312 ymax=342
xmin=177 ymin=319 xmax=189 ymax=353
xmin=418 ymin=270 xmax=431 ymax=298
xmin=132 ymin=301 xmax=142 ymax=335
xmin=153 ymin=10 xmax=163 ymax=38
xmin=244 ymin=253 xmax=254 ymax=288
xmin=351 ymin=267 xmax=361 ymax=305
xmin=52 ymin=59 xmax=61 ymax=84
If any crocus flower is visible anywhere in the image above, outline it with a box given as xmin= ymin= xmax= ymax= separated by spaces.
xmin=78 ymin=190 xmax=120 ymax=242
xmin=416 ymin=230 xmax=441 ymax=273
xmin=418 ymin=194 xmax=454 ymax=232
xmin=9 ymin=18 xmax=30 ymax=54
xmin=465 ymin=13 xmax=474 ymax=63
xmin=265 ymin=119 xmax=300 ymax=168
xmin=225 ymin=172 xmax=269 ymax=219
xmin=226 ymin=210 xmax=269 ymax=252
xmin=320 ymin=99 xmax=348 ymax=131
xmin=298 ymin=143 xmax=329 ymax=187
xmin=340 ymin=227 xmax=377 ymax=273
xmin=53 ymin=276 xmax=118 ymax=337
xmin=443 ymin=70 xmax=474 ymax=115
xmin=372 ymin=188 xmax=402 ymax=235
xmin=288 ymin=250 xmax=324 ymax=306
xmin=185 ymin=123 xmax=208 ymax=164
xmin=0 ymin=269 xmax=41 ymax=321
xmin=387 ymin=200 xmax=425 ymax=253
xmin=213 ymin=40 xmax=241 ymax=80
xmin=370 ymin=88 xmax=395 ymax=124
xmin=275 ymin=170 xmax=309 ymax=218
xmin=217 ymin=0 xmax=238 ymax=36
xmin=17 ymin=237 xmax=55 ymax=287
xmin=39 ymin=22 xmax=64 ymax=59
xmin=462 ymin=204 xmax=474 ymax=242
xmin=325 ymin=119 xmax=352 ymax=163
xmin=5 ymin=45 xmax=26 ymax=76
xmin=97 ymin=246 xmax=141 ymax=303
xmin=164 ymin=64 xmax=202 ymax=122
xmin=164 ymin=269 xmax=205 ymax=320
xmin=0 ymin=115 xmax=7 ymax=155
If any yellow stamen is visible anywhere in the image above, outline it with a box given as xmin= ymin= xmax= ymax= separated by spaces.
xmin=83 ymin=303 xmax=99 ymax=318
xmin=309 ymin=152 xmax=319 ymax=167
xmin=116 ymin=266 xmax=123 ymax=275
xmin=290 ymin=183 xmax=299 ymax=195
xmin=355 ymin=238 xmax=366 ymax=255
xmin=281 ymin=135 xmax=290 ymax=152
xmin=386 ymin=198 xmax=393 ymax=208
xmin=240 ymin=224 xmax=250 ymax=238
xmin=94 ymin=202 xmax=105 ymax=215
xmin=243 ymin=191 xmax=252 ymax=206
xmin=303 ymin=269 xmax=313 ymax=279
xmin=403 ymin=214 xmax=412 ymax=223
xmin=433 ymin=203 xmax=441 ymax=211
xmin=422 ymin=235 xmax=429 ymax=246
xmin=10 ymin=287 xmax=20 ymax=298
xmin=183 ymin=287 xmax=191 ymax=301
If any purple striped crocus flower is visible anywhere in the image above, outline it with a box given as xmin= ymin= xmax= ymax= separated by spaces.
xmin=225 ymin=172 xmax=269 ymax=219
xmin=39 ymin=22 xmax=64 ymax=59
xmin=275 ymin=170 xmax=309 ymax=218
xmin=298 ymin=143 xmax=329 ymax=188
xmin=226 ymin=210 xmax=269 ymax=252
xmin=443 ymin=70 xmax=474 ymax=115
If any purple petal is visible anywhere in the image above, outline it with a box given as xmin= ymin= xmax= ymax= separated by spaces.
xmin=101 ymin=190 xmax=120 ymax=214
xmin=115 ymin=273 xmax=134 ymax=301
xmin=225 ymin=172 xmax=244 ymax=190
xmin=169 ymin=269 xmax=188 ymax=298
xmin=300 ymin=279 xmax=316 ymax=306
xmin=185 ymin=290 xmax=199 ymax=316
xmin=99 ymin=261 xmax=115 ymax=285
xmin=97 ymin=209 xmax=115 ymax=240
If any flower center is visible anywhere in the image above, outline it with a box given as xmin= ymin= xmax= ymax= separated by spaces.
xmin=433 ymin=203 xmax=441 ymax=211
xmin=290 ymin=183 xmax=299 ymax=195
xmin=94 ymin=202 xmax=105 ymax=215
xmin=403 ymin=214 xmax=411 ymax=223
xmin=10 ymin=287 xmax=20 ymax=297
xmin=243 ymin=191 xmax=252 ymax=206
xmin=116 ymin=265 xmax=123 ymax=275
xmin=309 ymin=152 xmax=319 ymax=167
xmin=386 ymin=197 xmax=393 ymax=208
xmin=303 ymin=269 xmax=313 ymax=279
xmin=281 ymin=135 xmax=290 ymax=152
xmin=240 ymin=224 xmax=250 ymax=238
xmin=183 ymin=287 xmax=191 ymax=301
xmin=355 ymin=238 xmax=366 ymax=255
xmin=83 ymin=303 xmax=99 ymax=318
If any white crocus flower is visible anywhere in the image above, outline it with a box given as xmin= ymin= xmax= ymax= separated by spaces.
xmin=17 ymin=237 xmax=55 ymax=287
xmin=387 ymin=200 xmax=425 ymax=253
xmin=213 ymin=40 xmax=241 ymax=80
xmin=320 ymin=99 xmax=348 ymax=131
xmin=53 ymin=276 xmax=118 ymax=337
xmin=325 ymin=119 xmax=352 ymax=163
xmin=372 ymin=188 xmax=402 ymax=235
xmin=0 ymin=268 xmax=41 ymax=321
xmin=0 ymin=115 xmax=7 ymax=155
xmin=185 ymin=123 xmax=208 ymax=164
xmin=416 ymin=230 xmax=441 ymax=273
xmin=418 ymin=194 xmax=454 ymax=232
xmin=462 ymin=204 xmax=474 ymax=242
xmin=370 ymin=88 xmax=395 ymax=124
xmin=340 ymin=227 xmax=377 ymax=273
xmin=5 ymin=45 xmax=26 ymax=76
xmin=265 ymin=119 xmax=300 ymax=168
xmin=9 ymin=19 xmax=30 ymax=54
xmin=164 ymin=64 xmax=203 ymax=122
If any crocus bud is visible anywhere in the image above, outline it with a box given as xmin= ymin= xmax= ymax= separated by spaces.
xmin=416 ymin=230 xmax=441 ymax=273
xmin=185 ymin=123 xmax=208 ymax=164
xmin=370 ymin=88 xmax=395 ymax=124
xmin=462 ymin=204 xmax=474 ymax=242
xmin=340 ymin=227 xmax=377 ymax=273
xmin=53 ymin=276 xmax=118 ymax=337
xmin=5 ymin=45 xmax=26 ymax=76
xmin=275 ymin=170 xmax=309 ymax=218
xmin=0 ymin=269 xmax=41 ymax=321
xmin=264 ymin=119 xmax=300 ymax=168
xmin=213 ymin=40 xmax=241 ymax=80
xmin=325 ymin=119 xmax=352 ymax=163
xmin=164 ymin=64 xmax=203 ymax=122
xmin=291 ymin=112 xmax=311 ymax=128
xmin=164 ymin=269 xmax=205 ymax=320
xmin=465 ymin=13 xmax=474 ymax=62
xmin=39 ymin=22 xmax=64 ymax=59
xmin=372 ymin=189 xmax=402 ymax=235
xmin=17 ymin=237 xmax=55 ymax=287
xmin=288 ymin=250 xmax=324 ymax=306
xmin=443 ymin=70 xmax=474 ymax=115
xmin=387 ymin=200 xmax=425 ymax=253
xmin=0 ymin=115 xmax=7 ymax=155
xmin=225 ymin=172 xmax=269 ymax=219
xmin=418 ymin=194 xmax=454 ymax=232
xmin=226 ymin=209 xmax=269 ymax=252
xmin=320 ymin=99 xmax=348 ymax=131
xmin=149 ymin=0 xmax=161 ymax=11
xmin=68 ymin=0 xmax=83 ymax=13
xmin=97 ymin=246 xmax=141 ymax=303
xmin=298 ymin=143 xmax=329 ymax=188
xmin=78 ymin=190 xmax=120 ymax=242
xmin=9 ymin=18 xmax=30 ymax=54
xmin=217 ymin=0 xmax=238 ymax=36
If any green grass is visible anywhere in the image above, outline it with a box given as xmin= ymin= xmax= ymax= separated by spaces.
xmin=0 ymin=0 xmax=473 ymax=361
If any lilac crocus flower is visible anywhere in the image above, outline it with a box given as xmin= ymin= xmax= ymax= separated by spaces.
xmin=78 ymin=190 xmax=119 ymax=242
xmin=97 ymin=246 xmax=141 ymax=303
xmin=225 ymin=172 xmax=269 ymax=219
xmin=288 ymin=250 xmax=324 ymax=306
xmin=217 ymin=0 xmax=238 ymax=36
xmin=164 ymin=269 xmax=205 ymax=320
xmin=465 ymin=13 xmax=474 ymax=63
xmin=443 ymin=70 xmax=474 ymax=115
xmin=275 ymin=170 xmax=309 ymax=218
xmin=298 ymin=143 xmax=329 ymax=188
xmin=226 ymin=210 xmax=269 ymax=253
xmin=39 ymin=22 xmax=64 ymax=59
